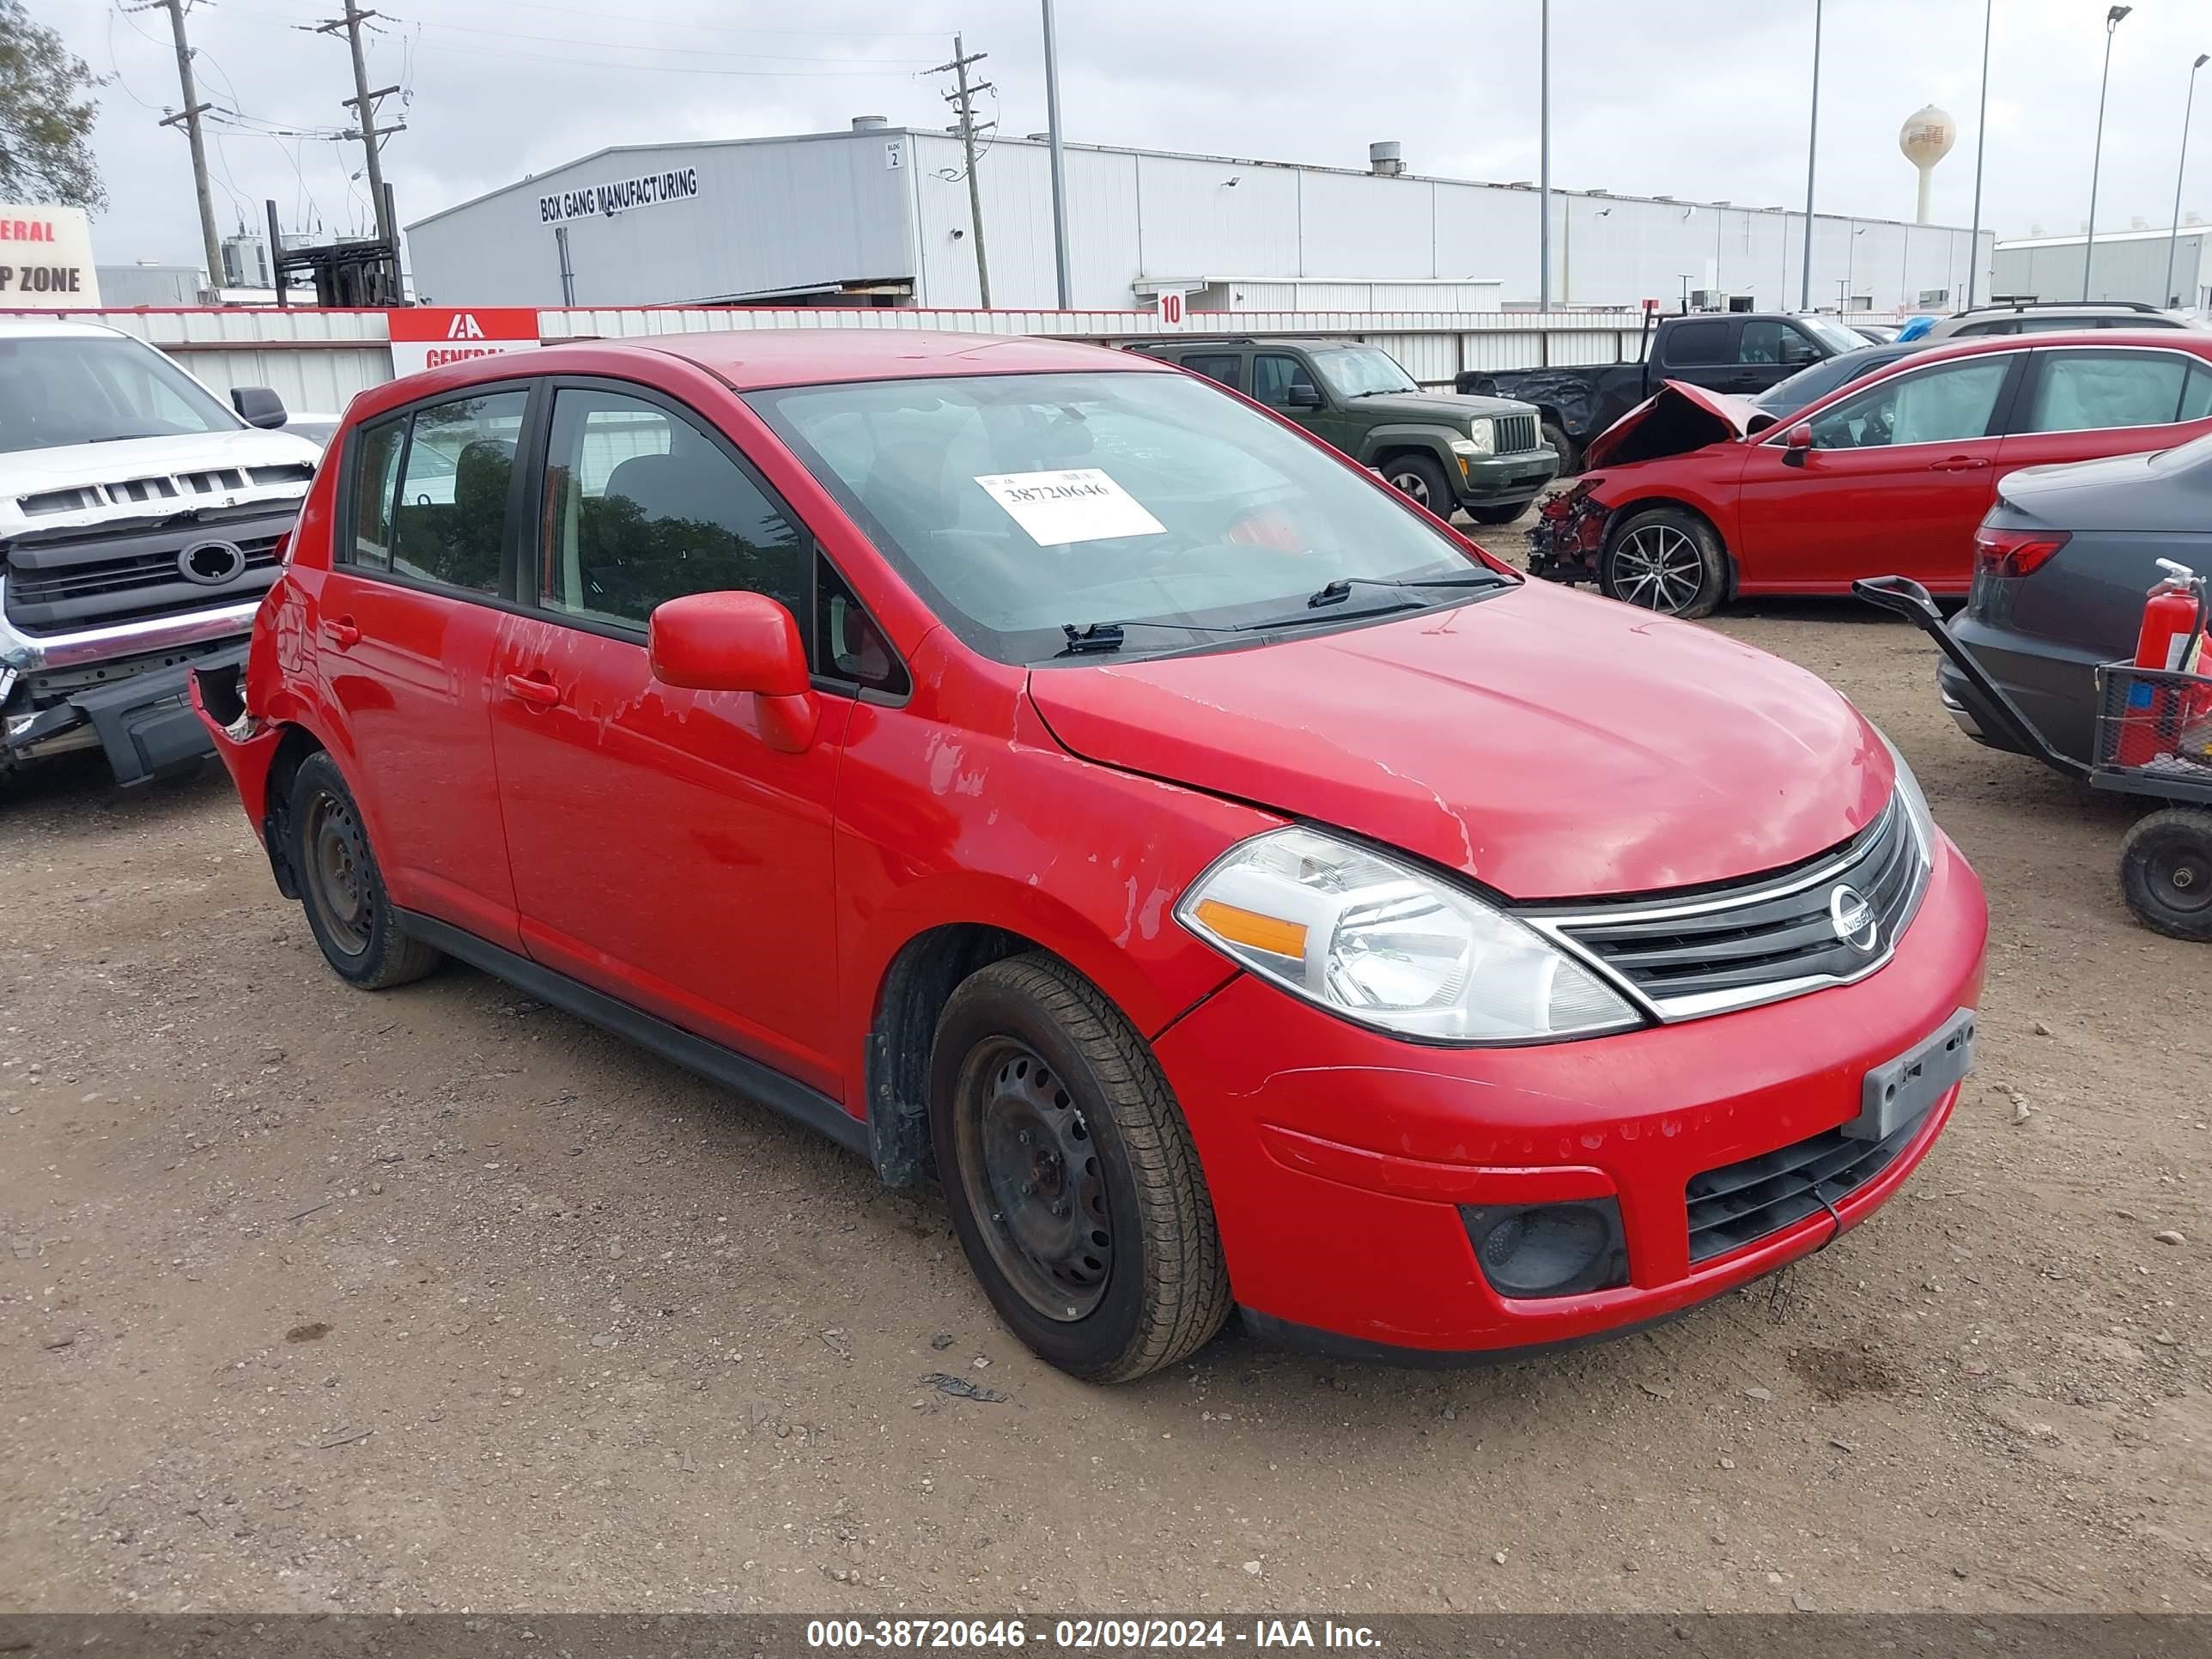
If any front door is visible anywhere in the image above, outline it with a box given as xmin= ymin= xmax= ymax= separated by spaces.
xmin=485 ymin=381 xmax=852 ymax=1096
xmin=1734 ymin=351 xmax=2023 ymax=592
xmin=308 ymin=387 xmax=530 ymax=948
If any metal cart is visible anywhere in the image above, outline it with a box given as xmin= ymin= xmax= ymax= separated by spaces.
xmin=1855 ymin=574 xmax=2212 ymax=942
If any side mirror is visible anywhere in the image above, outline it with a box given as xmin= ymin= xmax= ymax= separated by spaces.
xmin=231 ymin=386 xmax=288 ymax=429
xmin=1781 ymin=422 xmax=1814 ymax=466
xmin=1287 ymin=381 xmax=1324 ymax=409
xmin=648 ymin=591 xmax=817 ymax=752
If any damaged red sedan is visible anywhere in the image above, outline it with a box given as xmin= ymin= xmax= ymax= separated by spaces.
xmin=192 ymin=330 xmax=1985 ymax=1381
xmin=1531 ymin=330 xmax=2212 ymax=617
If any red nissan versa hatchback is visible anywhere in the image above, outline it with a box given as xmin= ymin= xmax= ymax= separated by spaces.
xmin=191 ymin=331 xmax=1987 ymax=1382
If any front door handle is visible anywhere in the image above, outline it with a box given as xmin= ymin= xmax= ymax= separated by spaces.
xmin=1928 ymin=456 xmax=1991 ymax=471
xmin=319 ymin=617 xmax=361 ymax=648
xmin=503 ymin=672 xmax=562 ymax=708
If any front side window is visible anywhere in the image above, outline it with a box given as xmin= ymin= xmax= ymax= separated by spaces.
xmin=1307 ymin=346 xmax=1419 ymax=398
xmin=538 ymin=387 xmax=807 ymax=629
xmin=0 ymin=335 xmax=241 ymax=452
xmin=2022 ymin=351 xmax=2197 ymax=434
xmin=1805 ymin=357 xmax=2011 ymax=450
xmin=749 ymin=369 xmax=1504 ymax=666
xmin=1252 ymin=354 xmax=1320 ymax=408
xmin=387 ymin=391 xmax=527 ymax=596
xmin=1739 ymin=321 xmax=1817 ymax=366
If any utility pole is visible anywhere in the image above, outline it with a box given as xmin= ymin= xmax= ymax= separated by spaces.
xmin=2166 ymin=55 xmax=2208 ymax=311
xmin=927 ymin=34 xmax=994 ymax=307
xmin=319 ymin=0 xmax=401 ymax=248
xmin=2084 ymin=5 xmax=2132 ymax=301
xmin=1040 ymin=0 xmax=1073 ymax=309
xmin=1965 ymin=0 xmax=1992 ymax=307
xmin=1800 ymin=0 xmax=1823 ymax=312
xmin=145 ymin=0 xmax=224 ymax=294
xmin=1537 ymin=0 xmax=1550 ymax=314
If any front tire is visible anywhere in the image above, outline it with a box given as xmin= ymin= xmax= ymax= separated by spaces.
xmin=1600 ymin=507 xmax=1727 ymax=618
xmin=1464 ymin=501 xmax=1528 ymax=526
xmin=2120 ymin=808 xmax=2212 ymax=941
xmin=1382 ymin=452 xmax=1455 ymax=517
xmin=288 ymin=751 xmax=441 ymax=988
xmin=930 ymin=954 xmax=1231 ymax=1382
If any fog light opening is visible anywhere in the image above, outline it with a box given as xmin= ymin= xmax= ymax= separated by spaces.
xmin=1461 ymin=1199 xmax=1629 ymax=1299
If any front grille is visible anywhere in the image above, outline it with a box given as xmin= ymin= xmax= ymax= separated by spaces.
xmin=1495 ymin=413 xmax=1540 ymax=454
xmin=1686 ymin=1108 xmax=1925 ymax=1262
xmin=3 ymin=507 xmax=297 ymax=634
xmin=1534 ymin=797 xmax=1926 ymax=1020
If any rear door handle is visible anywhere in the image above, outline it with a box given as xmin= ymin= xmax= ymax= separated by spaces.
xmin=1928 ymin=456 xmax=1991 ymax=471
xmin=503 ymin=672 xmax=562 ymax=708
xmin=319 ymin=617 xmax=361 ymax=648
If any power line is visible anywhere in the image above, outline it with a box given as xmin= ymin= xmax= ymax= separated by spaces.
xmin=315 ymin=0 xmax=401 ymax=248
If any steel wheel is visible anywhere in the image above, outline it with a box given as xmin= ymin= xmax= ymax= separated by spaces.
xmin=304 ymin=787 xmax=373 ymax=957
xmin=953 ymin=1038 xmax=1113 ymax=1322
xmin=1388 ymin=466 xmax=1435 ymax=508
xmin=2121 ymin=808 xmax=2212 ymax=940
xmin=1610 ymin=522 xmax=1708 ymax=613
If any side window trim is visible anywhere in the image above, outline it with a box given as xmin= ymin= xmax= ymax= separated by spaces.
xmin=2013 ymin=345 xmax=2212 ymax=435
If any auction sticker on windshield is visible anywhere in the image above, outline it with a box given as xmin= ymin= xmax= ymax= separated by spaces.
xmin=974 ymin=469 xmax=1167 ymax=545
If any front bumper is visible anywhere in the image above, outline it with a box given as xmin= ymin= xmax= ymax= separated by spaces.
xmin=1455 ymin=448 xmax=1560 ymax=507
xmin=1152 ymin=832 xmax=1987 ymax=1359
xmin=2 ymin=640 xmax=244 ymax=786
xmin=1525 ymin=480 xmax=1610 ymax=584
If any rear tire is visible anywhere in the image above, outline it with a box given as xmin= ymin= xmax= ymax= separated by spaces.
xmin=2119 ymin=808 xmax=2212 ymax=941
xmin=1381 ymin=452 xmax=1455 ymax=517
xmin=1464 ymin=501 xmax=1528 ymax=526
xmin=288 ymin=751 xmax=441 ymax=988
xmin=1540 ymin=420 xmax=1580 ymax=476
xmin=1601 ymin=506 xmax=1727 ymax=619
xmin=930 ymin=954 xmax=1231 ymax=1382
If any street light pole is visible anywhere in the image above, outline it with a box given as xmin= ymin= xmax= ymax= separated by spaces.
xmin=1538 ymin=0 xmax=1551 ymax=314
xmin=1039 ymin=0 xmax=1073 ymax=309
xmin=2166 ymin=54 xmax=2209 ymax=310
xmin=2084 ymin=5 xmax=2132 ymax=301
xmin=1966 ymin=0 xmax=1993 ymax=307
xmin=1800 ymin=0 xmax=1823 ymax=312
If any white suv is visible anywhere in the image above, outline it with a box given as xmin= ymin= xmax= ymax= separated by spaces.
xmin=1 ymin=317 xmax=321 ymax=786
xmin=1924 ymin=301 xmax=2197 ymax=339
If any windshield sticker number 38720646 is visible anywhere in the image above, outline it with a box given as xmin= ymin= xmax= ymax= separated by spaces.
xmin=974 ymin=469 xmax=1167 ymax=547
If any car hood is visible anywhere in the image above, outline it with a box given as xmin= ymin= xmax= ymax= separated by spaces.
xmin=1358 ymin=390 xmax=1529 ymax=421
xmin=1025 ymin=580 xmax=1893 ymax=901
xmin=1582 ymin=380 xmax=1763 ymax=471
xmin=0 ymin=428 xmax=321 ymax=536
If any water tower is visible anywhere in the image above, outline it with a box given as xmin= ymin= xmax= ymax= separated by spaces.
xmin=1900 ymin=106 xmax=1957 ymax=225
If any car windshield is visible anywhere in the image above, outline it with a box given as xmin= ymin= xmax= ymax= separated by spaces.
xmin=0 ymin=335 xmax=242 ymax=452
xmin=1796 ymin=315 xmax=1867 ymax=355
xmin=1755 ymin=354 xmax=1859 ymax=413
xmin=748 ymin=369 xmax=1502 ymax=665
xmin=1308 ymin=346 xmax=1419 ymax=398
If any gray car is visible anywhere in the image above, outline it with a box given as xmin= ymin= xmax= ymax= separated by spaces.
xmin=1939 ymin=429 xmax=2212 ymax=763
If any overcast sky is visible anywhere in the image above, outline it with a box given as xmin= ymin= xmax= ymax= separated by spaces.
xmin=46 ymin=0 xmax=2212 ymax=277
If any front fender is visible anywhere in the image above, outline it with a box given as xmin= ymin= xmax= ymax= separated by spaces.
xmin=1353 ymin=424 xmax=1460 ymax=468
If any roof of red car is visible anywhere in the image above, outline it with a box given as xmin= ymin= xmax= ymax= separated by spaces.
xmin=620 ymin=328 xmax=1164 ymax=389
xmin=1902 ymin=325 xmax=2212 ymax=358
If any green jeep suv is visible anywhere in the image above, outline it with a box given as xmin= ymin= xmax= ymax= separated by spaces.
xmin=1127 ymin=337 xmax=1559 ymax=524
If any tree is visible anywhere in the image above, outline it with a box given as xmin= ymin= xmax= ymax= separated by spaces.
xmin=0 ymin=0 xmax=106 ymax=211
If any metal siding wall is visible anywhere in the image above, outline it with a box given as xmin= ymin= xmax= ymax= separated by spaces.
xmin=1295 ymin=171 xmax=1436 ymax=277
xmin=83 ymin=308 xmax=392 ymax=411
xmin=1134 ymin=154 xmax=1302 ymax=287
xmin=1433 ymin=184 xmax=1536 ymax=295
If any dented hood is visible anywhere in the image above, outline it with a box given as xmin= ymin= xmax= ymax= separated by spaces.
xmin=1025 ymin=579 xmax=1892 ymax=901
xmin=1582 ymin=380 xmax=1762 ymax=471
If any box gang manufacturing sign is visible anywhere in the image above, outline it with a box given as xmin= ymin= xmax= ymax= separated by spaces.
xmin=538 ymin=167 xmax=701 ymax=225
xmin=0 ymin=206 xmax=100 ymax=307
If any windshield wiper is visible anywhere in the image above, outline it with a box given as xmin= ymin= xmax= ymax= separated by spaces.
xmin=1305 ymin=570 xmax=1516 ymax=608
xmin=1056 ymin=618 xmax=1231 ymax=656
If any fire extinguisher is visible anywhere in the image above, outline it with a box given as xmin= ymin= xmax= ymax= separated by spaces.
xmin=2118 ymin=561 xmax=2209 ymax=768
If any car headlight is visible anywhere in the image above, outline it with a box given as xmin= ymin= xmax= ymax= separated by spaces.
xmin=1176 ymin=826 xmax=1642 ymax=1043
xmin=1463 ymin=417 xmax=1495 ymax=454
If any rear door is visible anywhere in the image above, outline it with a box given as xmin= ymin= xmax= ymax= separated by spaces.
xmin=1733 ymin=350 xmax=2025 ymax=591
xmin=310 ymin=386 xmax=531 ymax=947
xmin=1177 ymin=351 xmax=1245 ymax=392
xmin=1995 ymin=345 xmax=2212 ymax=477
xmin=485 ymin=378 xmax=866 ymax=1097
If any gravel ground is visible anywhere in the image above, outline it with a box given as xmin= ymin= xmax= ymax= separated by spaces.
xmin=2 ymin=525 xmax=2207 ymax=1616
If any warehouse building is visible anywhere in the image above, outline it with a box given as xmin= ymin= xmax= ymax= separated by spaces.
xmin=1991 ymin=225 xmax=2209 ymax=312
xmin=404 ymin=123 xmax=1990 ymax=316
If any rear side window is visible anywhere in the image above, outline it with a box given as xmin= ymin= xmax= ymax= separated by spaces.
xmin=348 ymin=421 xmax=404 ymax=568
xmin=2023 ymin=351 xmax=2200 ymax=433
xmin=1953 ymin=319 xmax=2015 ymax=337
xmin=385 ymin=392 xmax=528 ymax=595
xmin=1181 ymin=353 xmax=1243 ymax=390
xmin=2182 ymin=363 xmax=2212 ymax=423
xmin=1666 ymin=320 xmax=1731 ymax=365
xmin=538 ymin=386 xmax=808 ymax=629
